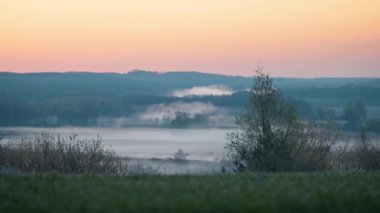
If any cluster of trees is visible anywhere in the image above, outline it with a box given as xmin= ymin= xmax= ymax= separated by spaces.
xmin=226 ymin=68 xmax=380 ymax=172
xmin=0 ymin=93 xmax=314 ymax=127
xmin=340 ymin=101 xmax=380 ymax=133
xmin=170 ymin=112 xmax=207 ymax=128
xmin=342 ymin=101 xmax=367 ymax=130
xmin=1 ymin=71 xmax=379 ymax=128
xmin=283 ymin=85 xmax=380 ymax=105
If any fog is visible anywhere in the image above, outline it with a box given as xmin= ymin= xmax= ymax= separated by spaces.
xmin=0 ymin=127 xmax=231 ymax=161
xmin=95 ymin=102 xmax=235 ymax=127
xmin=172 ymin=85 xmax=234 ymax=97
xmin=139 ymin=102 xmax=225 ymax=123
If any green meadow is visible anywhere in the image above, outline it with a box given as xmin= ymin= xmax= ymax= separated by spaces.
xmin=1 ymin=172 xmax=379 ymax=213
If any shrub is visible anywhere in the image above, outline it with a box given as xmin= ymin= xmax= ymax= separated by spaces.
xmin=293 ymin=122 xmax=346 ymax=171
xmin=174 ymin=149 xmax=189 ymax=162
xmin=0 ymin=132 xmax=123 ymax=174
xmin=354 ymin=130 xmax=380 ymax=170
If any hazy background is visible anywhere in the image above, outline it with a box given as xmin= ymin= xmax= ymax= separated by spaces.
xmin=1 ymin=71 xmax=379 ymax=173
xmin=0 ymin=71 xmax=379 ymax=132
xmin=1 ymin=1 xmax=379 ymax=174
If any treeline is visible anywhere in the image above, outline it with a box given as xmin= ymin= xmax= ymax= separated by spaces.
xmin=0 ymin=71 xmax=250 ymax=101
xmin=1 ymin=71 xmax=379 ymax=103
xmin=0 ymin=93 xmax=311 ymax=126
xmin=2 ymin=92 xmax=379 ymax=132
xmin=1 ymin=72 xmax=380 ymax=130
xmin=283 ymin=85 xmax=380 ymax=105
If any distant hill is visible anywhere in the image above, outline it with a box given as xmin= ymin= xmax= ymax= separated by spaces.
xmin=1 ymin=70 xmax=380 ymax=127
xmin=1 ymin=70 xmax=379 ymax=101
xmin=0 ymin=71 xmax=250 ymax=101
xmin=126 ymin=70 xmax=251 ymax=88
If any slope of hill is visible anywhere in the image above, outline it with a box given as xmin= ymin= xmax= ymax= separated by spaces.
xmin=0 ymin=70 xmax=379 ymax=127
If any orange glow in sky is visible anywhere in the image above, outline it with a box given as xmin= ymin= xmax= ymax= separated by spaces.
xmin=1 ymin=0 xmax=379 ymax=77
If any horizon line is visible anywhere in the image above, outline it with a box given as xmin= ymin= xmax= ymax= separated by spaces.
xmin=0 ymin=70 xmax=379 ymax=79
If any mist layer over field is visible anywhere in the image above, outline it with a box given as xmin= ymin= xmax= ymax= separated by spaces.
xmin=0 ymin=127 xmax=230 ymax=161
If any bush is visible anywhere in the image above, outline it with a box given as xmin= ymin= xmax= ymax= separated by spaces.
xmin=354 ymin=131 xmax=380 ymax=170
xmin=0 ymin=133 xmax=123 ymax=174
xmin=174 ymin=149 xmax=189 ymax=162
xmin=293 ymin=122 xmax=346 ymax=171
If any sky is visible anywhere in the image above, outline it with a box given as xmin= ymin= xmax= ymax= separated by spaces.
xmin=0 ymin=0 xmax=379 ymax=77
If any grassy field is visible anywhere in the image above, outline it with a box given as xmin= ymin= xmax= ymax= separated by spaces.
xmin=1 ymin=172 xmax=380 ymax=213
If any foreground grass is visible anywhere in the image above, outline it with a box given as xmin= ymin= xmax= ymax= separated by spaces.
xmin=1 ymin=172 xmax=380 ymax=213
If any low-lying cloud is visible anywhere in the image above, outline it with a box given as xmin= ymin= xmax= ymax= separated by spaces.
xmin=172 ymin=85 xmax=234 ymax=97
xmin=95 ymin=102 xmax=236 ymax=127
xmin=139 ymin=102 xmax=221 ymax=122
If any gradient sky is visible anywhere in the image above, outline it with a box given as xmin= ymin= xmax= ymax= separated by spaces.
xmin=1 ymin=0 xmax=379 ymax=77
